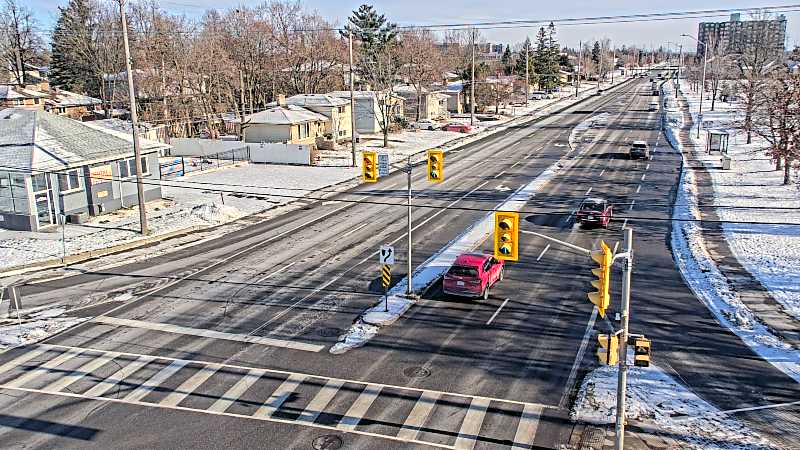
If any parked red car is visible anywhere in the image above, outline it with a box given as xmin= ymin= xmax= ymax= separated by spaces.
xmin=576 ymin=197 xmax=613 ymax=228
xmin=443 ymin=123 xmax=473 ymax=133
xmin=443 ymin=253 xmax=505 ymax=300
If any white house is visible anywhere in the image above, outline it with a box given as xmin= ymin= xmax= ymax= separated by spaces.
xmin=328 ymin=90 xmax=405 ymax=134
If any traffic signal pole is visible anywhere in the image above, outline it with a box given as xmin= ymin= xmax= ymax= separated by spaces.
xmin=406 ymin=156 xmax=414 ymax=297
xmin=614 ymin=227 xmax=633 ymax=450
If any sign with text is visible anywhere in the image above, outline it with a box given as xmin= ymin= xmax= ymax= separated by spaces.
xmin=378 ymin=153 xmax=390 ymax=177
xmin=89 ymin=164 xmax=113 ymax=185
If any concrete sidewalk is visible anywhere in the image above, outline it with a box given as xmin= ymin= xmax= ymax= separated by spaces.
xmin=673 ymin=94 xmax=800 ymax=349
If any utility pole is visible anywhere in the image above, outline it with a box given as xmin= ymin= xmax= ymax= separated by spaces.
xmin=118 ymin=0 xmax=148 ymax=235
xmin=611 ymin=46 xmax=615 ymax=84
xmin=614 ymin=227 xmax=633 ymax=450
xmin=597 ymin=41 xmax=603 ymax=92
xmin=470 ymin=28 xmax=476 ymax=127
xmin=676 ymin=44 xmax=683 ymax=99
xmin=406 ymin=156 xmax=414 ymax=297
xmin=575 ymin=40 xmax=582 ymax=98
xmin=349 ymin=30 xmax=357 ymax=167
xmin=525 ymin=40 xmax=529 ymax=107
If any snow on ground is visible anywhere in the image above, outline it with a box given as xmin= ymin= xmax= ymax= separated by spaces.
xmin=665 ymin=82 xmax=800 ymax=383
xmin=0 ymin=305 xmax=88 ymax=351
xmin=572 ymin=361 xmax=771 ymax=450
xmin=676 ymin=81 xmax=800 ymax=322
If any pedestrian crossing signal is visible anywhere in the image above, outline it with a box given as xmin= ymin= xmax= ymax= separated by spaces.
xmin=493 ymin=211 xmax=519 ymax=261
xmin=634 ymin=337 xmax=651 ymax=367
xmin=363 ymin=151 xmax=378 ymax=182
xmin=427 ymin=149 xmax=444 ymax=182
xmin=597 ymin=334 xmax=619 ymax=366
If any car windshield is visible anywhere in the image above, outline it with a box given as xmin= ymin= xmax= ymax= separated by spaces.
xmin=633 ymin=143 xmax=647 ymax=148
xmin=581 ymin=201 xmax=604 ymax=212
xmin=448 ymin=266 xmax=478 ymax=277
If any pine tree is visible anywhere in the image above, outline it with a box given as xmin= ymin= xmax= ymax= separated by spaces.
xmin=342 ymin=4 xmax=397 ymax=72
xmin=514 ymin=37 xmax=537 ymax=86
xmin=591 ymin=41 xmax=601 ymax=65
xmin=533 ymin=26 xmax=553 ymax=89
xmin=500 ymin=44 xmax=512 ymax=75
xmin=50 ymin=0 xmax=96 ymax=93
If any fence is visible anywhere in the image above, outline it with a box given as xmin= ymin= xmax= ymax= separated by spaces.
xmin=160 ymin=146 xmax=250 ymax=179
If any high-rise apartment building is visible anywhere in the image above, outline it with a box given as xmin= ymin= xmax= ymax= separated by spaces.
xmin=697 ymin=13 xmax=786 ymax=59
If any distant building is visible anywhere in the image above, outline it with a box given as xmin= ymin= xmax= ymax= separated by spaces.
xmin=241 ymin=96 xmax=328 ymax=146
xmin=285 ymin=94 xmax=352 ymax=143
xmin=327 ymin=91 xmax=404 ymax=134
xmin=697 ymin=13 xmax=786 ymax=59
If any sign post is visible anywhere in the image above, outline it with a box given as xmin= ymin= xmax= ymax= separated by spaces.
xmin=379 ymin=245 xmax=395 ymax=312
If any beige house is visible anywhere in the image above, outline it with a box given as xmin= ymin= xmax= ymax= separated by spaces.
xmin=242 ymin=101 xmax=328 ymax=146
xmin=286 ymin=94 xmax=352 ymax=143
xmin=394 ymin=84 xmax=449 ymax=121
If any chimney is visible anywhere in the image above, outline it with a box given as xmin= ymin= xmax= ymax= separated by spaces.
xmin=277 ymin=94 xmax=286 ymax=107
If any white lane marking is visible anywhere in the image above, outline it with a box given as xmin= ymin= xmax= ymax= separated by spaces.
xmin=0 ymin=384 xmax=456 ymax=450
xmin=296 ymin=378 xmax=345 ymax=423
xmin=453 ymin=396 xmax=492 ymax=450
xmin=536 ymin=244 xmax=551 ymax=261
xmin=83 ymin=355 xmax=155 ymax=398
xmin=599 ymin=168 xmax=606 ymax=177
xmin=636 ymin=184 xmax=641 ymax=194
xmin=585 ymin=187 xmax=593 ymax=195
xmin=0 ymin=347 xmax=49 ymax=378
xmin=254 ymin=262 xmax=297 ymax=284
xmin=159 ymin=364 xmax=223 ymax=407
xmin=560 ymin=308 xmax=598 ymax=408
xmin=396 ymin=391 xmax=442 ymax=441
xmin=645 ymin=163 xmax=650 ymax=171
xmin=629 ymin=200 xmax=635 ymax=211
xmin=44 ymin=352 xmax=121 ymax=393
xmin=622 ymin=219 xmax=628 ymax=230
xmin=208 ymin=368 xmax=265 ymax=413
xmin=640 ymin=173 xmax=646 ymax=181
xmin=486 ymin=299 xmax=511 ymax=325
xmin=94 ymin=316 xmax=324 ymax=353
xmin=339 ymin=222 xmax=369 ymax=239
xmin=511 ymin=404 xmax=543 ymax=449
xmin=613 ymin=242 xmax=620 ymax=255
xmin=4 ymin=349 xmax=83 ymax=388
xmin=254 ymin=373 xmax=308 ymax=418
xmin=124 ymin=359 xmax=189 ymax=402
xmin=493 ymin=170 xmax=507 ymax=179
xmin=337 ymin=384 xmax=383 ymax=431
xmin=510 ymin=161 xmax=521 ymax=169
xmin=249 ymin=180 xmax=492 ymax=335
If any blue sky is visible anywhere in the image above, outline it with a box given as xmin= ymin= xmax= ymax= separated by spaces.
xmin=28 ymin=0 xmax=800 ymax=50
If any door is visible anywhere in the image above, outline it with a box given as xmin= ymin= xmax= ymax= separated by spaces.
xmin=31 ymin=173 xmax=55 ymax=228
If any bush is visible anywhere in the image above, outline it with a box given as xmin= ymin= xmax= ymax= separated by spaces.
xmin=393 ymin=115 xmax=409 ymax=129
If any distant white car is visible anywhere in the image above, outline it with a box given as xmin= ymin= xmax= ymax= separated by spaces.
xmin=411 ymin=119 xmax=439 ymax=130
xmin=530 ymin=91 xmax=547 ymax=100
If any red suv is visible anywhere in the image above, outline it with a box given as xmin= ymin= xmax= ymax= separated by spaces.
xmin=443 ymin=253 xmax=505 ymax=300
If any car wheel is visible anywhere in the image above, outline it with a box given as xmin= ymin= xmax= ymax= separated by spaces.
xmin=482 ymin=287 xmax=489 ymax=301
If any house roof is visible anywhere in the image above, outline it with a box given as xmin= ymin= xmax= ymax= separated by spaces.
xmin=244 ymin=105 xmax=327 ymax=125
xmin=0 ymin=108 xmax=169 ymax=172
xmin=327 ymin=90 xmax=405 ymax=102
xmin=0 ymin=85 xmax=49 ymax=100
xmin=47 ymin=89 xmax=101 ymax=107
xmin=286 ymin=93 xmax=348 ymax=108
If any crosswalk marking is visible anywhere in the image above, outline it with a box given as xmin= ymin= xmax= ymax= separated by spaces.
xmin=4 ymin=348 xmax=82 ymax=389
xmin=208 ymin=369 xmax=264 ymax=413
xmin=43 ymin=352 xmax=121 ymax=393
xmin=337 ymin=384 xmax=382 ymax=431
xmin=253 ymin=373 xmax=307 ymax=418
xmin=296 ymin=378 xmax=345 ymax=424
xmin=159 ymin=364 xmax=222 ymax=407
xmin=83 ymin=356 xmax=155 ymax=398
xmin=124 ymin=360 xmax=189 ymax=402
xmin=453 ymin=397 xmax=491 ymax=450
xmin=0 ymin=347 xmax=48 ymax=378
xmin=511 ymin=403 xmax=543 ymax=449
xmin=396 ymin=391 xmax=441 ymax=441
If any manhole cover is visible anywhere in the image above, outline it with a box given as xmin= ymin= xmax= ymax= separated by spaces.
xmin=312 ymin=434 xmax=343 ymax=450
xmin=403 ymin=366 xmax=431 ymax=379
xmin=318 ymin=327 xmax=343 ymax=338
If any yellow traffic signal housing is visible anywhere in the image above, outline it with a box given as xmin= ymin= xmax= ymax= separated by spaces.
xmin=634 ymin=337 xmax=651 ymax=367
xmin=363 ymin=151 xmax=378 ymax=183
xmin=427 ymin=149 xmax=444 ymax=182
xmin=494 ymin=211 xmax=519 ymax=261
xmin=588 ymin=240 xmax=612 ymax=318
xmin=597 ymin=334 xmax=619 ymax=366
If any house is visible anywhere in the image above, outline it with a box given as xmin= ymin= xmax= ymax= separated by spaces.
xmin=46 ymin=88 xmax=102 ymax=120
xmin=0 ymin=85 xmax=48 ymax=110
xmin=0 ymin=108 xmax=169 ymax=231
xmin=442 ymin=82 xmax=465 ymax=114
xmin=241 ymin=97 xmax=328 ymax=145
xmin=393 ymin=84 xmax=449 ymax=121
xmin=327 ymin=90 xmax=405 ymax=134
xmin=285 ymin=94 xmax=352 ymax=142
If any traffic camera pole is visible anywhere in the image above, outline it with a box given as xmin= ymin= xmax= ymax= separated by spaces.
xmin=615 ymin=227 xmax=633 ymax=450
xmin=406 ymin=156 xmax=413 ymax=297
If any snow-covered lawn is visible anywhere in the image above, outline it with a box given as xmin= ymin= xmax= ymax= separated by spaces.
xmin=573 ymin=362 xmax=770 ymax=450
xmin=676 ymin=82 xmax=800 ymax=322
xmin=665 ymin=82 xmax=800 ymax=383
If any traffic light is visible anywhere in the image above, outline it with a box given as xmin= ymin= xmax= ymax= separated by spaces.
xmin=362 ymin=151 xmax=378 ymax=183
xmin=633 ymin=337 xmax=651 ymax=367
xmin=597 ymin=334 xmax=619 ymax=366
xmin=493 ymin=211 xmax=519 ymax=261
xmin=588 ymin=240 xmax=612 ymax=318
xmin=427 ymin=149 xmax=444 ymax=182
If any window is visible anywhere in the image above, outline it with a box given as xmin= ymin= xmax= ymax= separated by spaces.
xmin=119 ymin=157 xmax=149 ymax=178
xmin=31 ymin=173 xmax=48 ymax=192
xmin=298 ymin=122 xmax=310 ymax=139
xmin=0 ymin=171 xmax=28 ymax=214
xmin=59 ymin=169 xmax=81 ymax=192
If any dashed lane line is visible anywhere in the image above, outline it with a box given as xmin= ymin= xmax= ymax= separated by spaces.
xmin=486 ymin=299 xmax=511 ymax=325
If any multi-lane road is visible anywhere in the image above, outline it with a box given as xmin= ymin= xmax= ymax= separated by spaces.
xmin=0 ymin=74 xmax=797 ymax=449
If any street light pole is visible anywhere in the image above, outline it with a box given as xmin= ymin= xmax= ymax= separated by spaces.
xmin=118 ymin=0 xmax=148 ymax=235
xmin=682 ymin=34 xmax=708 ymax=138
xmin=614 ymin=227 xmax=634 ymax=450
xmin=470 ymin=28 xmax=476 ymax=127
xmin=349 ymin=30 xmax=357 ymax=167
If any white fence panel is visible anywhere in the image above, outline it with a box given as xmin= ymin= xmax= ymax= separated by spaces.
xmin=250 ymin=143 xmax=311 ymax=165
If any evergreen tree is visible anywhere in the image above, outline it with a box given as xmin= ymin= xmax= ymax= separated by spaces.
xmin=50 ymin=0 xmax=95 ymax=92
xmin=514 ymin=37 xmax=537 ymax=86
xmin=591 ymin=41 xmax=601 ymax=65
xmin=534 ymin=26 xmax=559 ymax=90
xmin=342 ymin=4 xmax=397 ymax=75
xmin=500 ymin=44 xmax=512 ymax=75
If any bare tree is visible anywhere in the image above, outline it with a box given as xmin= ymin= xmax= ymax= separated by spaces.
xmin=0 ymin=0 xmax=42 ymax=84
xmin=398 ymin=28 xmax=445 ymax=121
xmin=751 ymin=70 xmax=800 ymax=183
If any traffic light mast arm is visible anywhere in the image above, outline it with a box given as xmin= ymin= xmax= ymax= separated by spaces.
xmin=519 ymin=230 xmax=591 ymax=255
